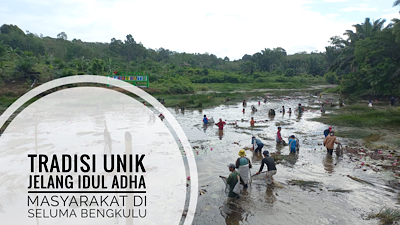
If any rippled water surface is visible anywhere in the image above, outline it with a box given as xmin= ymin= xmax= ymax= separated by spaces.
xmin=170 ymin=91 xmax=397 ymax=225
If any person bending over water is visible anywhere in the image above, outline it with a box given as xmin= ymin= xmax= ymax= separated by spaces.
xmin=255 ymin=151 xmax=277 ymax=185
xmin=252 ymin=136 xmax=264 ymax=153
xmin=225 ymin=163 xmax=244 ymax=199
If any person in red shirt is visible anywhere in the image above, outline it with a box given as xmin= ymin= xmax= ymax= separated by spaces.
xmin=215 ymin=118 xmax=226 ymax=130
xmin=276 ymin=127 xmax=283 ymax=144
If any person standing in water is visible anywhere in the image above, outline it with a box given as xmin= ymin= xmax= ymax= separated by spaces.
xmin=235 ymin=149 xmax=252 ymax=189
xmin=282 ymin=106 xmax=285 ymax=113
xmin=225 ymin=163 xmax=244 ymax=199
xmin=203 ymin=115 xmax=208 ymax=124
xmin=215 ymin=118 xmax=226 ymax=130
xmin=323 ymin=126 xmax=332 ymax=137
xmin=321 ymin=104 xmax=325 ymax=113
xmin=276 ymin=127 xmax=284 ymax=144
xmin=288 ymin=108 xmax=292 ymax=114
xmin=250 ymin=117 xmax=255 ymax=127
xmin=255 ymin=151 xmax=277 ymax=185
xmin=296 ymin=104 xmax=302 ymax=114
xmin=243 ymin=100 xmax=247 ymax=107
xmin=323 ymin=131 xmax=341 ymax=155
xmin=288 ymin=135 xmax=298 ymax=153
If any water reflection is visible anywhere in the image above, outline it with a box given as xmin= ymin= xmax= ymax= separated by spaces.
xmin=221 ymin=204 xmax=244 ymax=225
xmin=218 ymin=130 xmax=224 ymax=140
xmin=286 ymin=152 xmax=298 ymax=166
xmin=265 ymin=185 xmax=276 ymax=204
xmin=296 ymin=113 xmax=303 ymax=121
xmin=251 ymin=151 xmax=263 ymax=163
xmin=203 ymin=124 xmax=209 ymax=133
xmin=323 ymin=155 xmax=334 ymax=174
xmin=275 ymin=143 xmax=284 ymax=153
xmin=174 ymin=91 xmax=397 ymax=225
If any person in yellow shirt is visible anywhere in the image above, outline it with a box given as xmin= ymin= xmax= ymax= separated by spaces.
xmin=323 ymin=131 xmax=341 ymax=155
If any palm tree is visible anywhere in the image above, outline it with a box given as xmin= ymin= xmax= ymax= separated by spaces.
xmin=330 ymin=18 xmax=385 ymax=72
xmin=8 ymin=47 xmax=19 ymax=60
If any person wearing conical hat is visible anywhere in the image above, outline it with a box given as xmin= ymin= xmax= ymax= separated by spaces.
xmin=235 ymin=149 xmax=252 ymax=188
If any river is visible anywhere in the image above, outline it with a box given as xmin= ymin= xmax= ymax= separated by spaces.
xmin=172 ymin=91 xmax=397 ymax=225
xmin=0 ymin=89 xmax=397 ymax=225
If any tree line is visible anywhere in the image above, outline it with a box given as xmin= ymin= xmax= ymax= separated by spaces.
xmin=0 ymin=1 xmax=399 ymax=96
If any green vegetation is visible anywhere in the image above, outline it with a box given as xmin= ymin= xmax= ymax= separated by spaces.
xmin=335 ymin=130 xmax=374 ymax=139
xmin=287 ymin=180 xmax=321 ymax=188
xmin=0 ymin=1 xmax=399 ymax=102
xmin=0 ymin=24 xmax=329 ymax=98
xmin=367 ymin=208 xmax=400 ymax=225
xmin=313 ymin=106 xmax=400 ymax=128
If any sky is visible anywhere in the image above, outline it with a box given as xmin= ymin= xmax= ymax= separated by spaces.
xmin=1 ymin=0 xmax=399 ymax=60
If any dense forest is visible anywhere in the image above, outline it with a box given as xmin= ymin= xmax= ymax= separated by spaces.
xmin=0 ymin=2 xmax=400 ymax=96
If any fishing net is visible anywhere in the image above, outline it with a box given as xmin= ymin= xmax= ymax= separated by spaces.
xmin=219 ymin=175 xmax=241 ymax=197
xmin=335 ymin=144 xmax=343 ymax=156
xmin=219 ymin=176 xmax=230 ymax=196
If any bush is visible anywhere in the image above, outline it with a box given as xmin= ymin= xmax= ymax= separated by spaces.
xmin=275 ymin=76 xmax=288 ymax=82
xmin=61 ymin=68 xmax=75 ymax=77
xmin=285 ymin=68 xmax=295 ymax=77
xmin=254 ymin=77 xmax=268 ymax=83
xmin=197 ymin=86 xmax=209 ymax=91
xmin=324 ymin=71 xmax=339 ymax=84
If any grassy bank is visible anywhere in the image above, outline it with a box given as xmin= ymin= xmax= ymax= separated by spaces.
xmin=314 ymin=105 xmax=400 ymax=149
xmin=153 ymin=91 xmax=264 ymax=108
xmin=313 ymin=105 xmax=400 ymax=128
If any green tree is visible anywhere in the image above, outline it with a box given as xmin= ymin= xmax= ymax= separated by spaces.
xmin=91 ymin=58 xmax=105 ymax=75
xmin=57 ymin=32 xmax=67 ymax=40
xmin=324 ymin=71 xmax=338 ymax=84
xmin=331 ymin=18 xmax=386 ymax=73
xmin=285 ymin=68 xmax=295 ymax=77
xmin=15 ymin=56 xmax=36 ymax=79
xmin=8 ymin=46 xmax=19 ymax=60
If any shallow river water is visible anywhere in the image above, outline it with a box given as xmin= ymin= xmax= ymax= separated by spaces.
xmin=0 ymin=89 xmax=397 ymax=225
xmin=171 ymin=91 xmax=398 ymax=225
